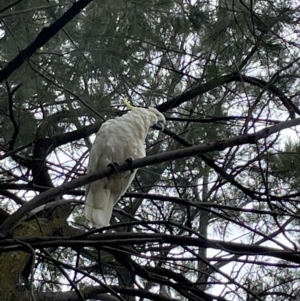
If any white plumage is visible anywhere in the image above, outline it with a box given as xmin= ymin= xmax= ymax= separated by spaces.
xmin=85 ymin=104 xmax=166 ymax=228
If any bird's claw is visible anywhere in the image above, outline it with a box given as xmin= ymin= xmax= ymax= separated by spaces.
xmin=107 ymin=162 xmax=119 ymax=179
xmin=125 ymin=158 xmax=133 ymax=165
xmin=125 ymin=158 xmax=134 ymax=173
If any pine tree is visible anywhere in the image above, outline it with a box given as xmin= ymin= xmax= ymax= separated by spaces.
xmin=1 ymin=0 xmax=300 ymax=300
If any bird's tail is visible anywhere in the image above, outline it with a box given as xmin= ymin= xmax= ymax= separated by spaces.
xmin=84 ymin=182 xmax=115 ymax=228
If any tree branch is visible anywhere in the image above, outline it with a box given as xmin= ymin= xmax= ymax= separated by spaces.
xmin=30 ymin=122 xmax=99 ymax=186
xmin=156 ymin=72 xmax=298 ymax=118
xmin=37 ymin=285 xmax=178 ymax=301
xmin=1 ymin=117 xmax=300 ymax=236
xmin=2 ymin=232 xmax=300 ymax=265
xmin=0 ymin=0 xmax=94 ymax=83
xmin=5 ymin=81 xmax=19 ymax=151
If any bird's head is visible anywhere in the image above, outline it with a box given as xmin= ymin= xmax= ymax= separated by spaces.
xmin=147 ymin=107 xmax=166 ymax=131
xmin=123 ymin=98 xmax=166 ymax=132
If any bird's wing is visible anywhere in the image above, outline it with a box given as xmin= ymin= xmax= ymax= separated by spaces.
xmin=85 ymin=117 xmax=145 ymax=227
xmin=85 ymin=106 xmax=166 ymax=227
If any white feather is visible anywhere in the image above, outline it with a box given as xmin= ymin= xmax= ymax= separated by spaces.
xmin=85 ymin=107 xmax=166 ymax=228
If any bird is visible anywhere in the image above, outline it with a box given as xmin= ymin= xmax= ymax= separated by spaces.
xmin=84 ymin=99 xmax=166 ymax=228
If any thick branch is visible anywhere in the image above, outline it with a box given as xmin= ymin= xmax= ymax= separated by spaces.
xmin=156 ymin=72 xmax=298 ymax=118
xmin=1 ymin=117 xmax=300 ymax=236
xmin=31 ymin=123 xmax=99 ymax=187
xmin=2 ymin=232 xmax=300 ymax=265
xmin=38 ymin=285 xmax=178 ymax=301
xmin=5 ymin=81 xmax=19 ymax=150
xmin=32 ymin=123 xmax=100 ymax=161
xmin=0 ymin=0 xmax=93 ymax=83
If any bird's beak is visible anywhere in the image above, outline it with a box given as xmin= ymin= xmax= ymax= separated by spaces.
xmin=152 ymin=121 xmax=165 ymax=131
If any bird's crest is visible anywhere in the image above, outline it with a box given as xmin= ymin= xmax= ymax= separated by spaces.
xmin=123 ymin=98 xmax=135 ymax=111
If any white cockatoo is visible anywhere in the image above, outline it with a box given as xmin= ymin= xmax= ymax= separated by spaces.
xmin=85 ymin=99 xmax=166 ymax=228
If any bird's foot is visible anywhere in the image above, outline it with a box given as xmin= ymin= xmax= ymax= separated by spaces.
xmin=125 ymin=158 xmax=134 ymax=173
xmin=107 ymin=162 xmax=119 ymax=172
xmin=107 ymin=162 xmax=119 ymax=179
